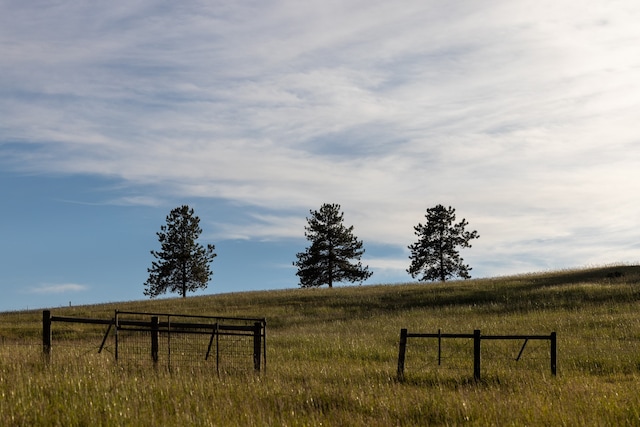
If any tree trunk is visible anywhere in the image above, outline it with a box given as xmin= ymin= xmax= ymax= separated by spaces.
xmin=328 ymin=243 xmax=334 ymax=288
xmin=181 ymin=260 xmax=187 ymax=297
xmin=439 ymin=228 xmax=446 ymax=282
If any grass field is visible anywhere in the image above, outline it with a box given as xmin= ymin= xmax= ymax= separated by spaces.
xmin=2 ymin=265 xmax=640 ymax=426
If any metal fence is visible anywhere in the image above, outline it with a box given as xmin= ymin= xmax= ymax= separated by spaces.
xmin=397 ymin=329 xmax=556 ymax=381
xmin=42 ymin=310 xmax=266 ymax=374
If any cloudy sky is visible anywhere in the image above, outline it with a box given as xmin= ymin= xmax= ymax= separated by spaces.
xmin=1 ymin=0 xmax=639 ymax=312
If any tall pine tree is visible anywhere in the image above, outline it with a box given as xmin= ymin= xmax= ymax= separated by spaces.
xmin=407 ymin=204 xmax=479 ymax=282
xmin=294 ymin=203 xmax=372 ymax=288
xmin=144 ymin=205 xmax=217 ymax=298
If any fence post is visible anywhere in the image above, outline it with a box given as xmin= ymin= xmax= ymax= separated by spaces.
xmin=397 ymin=328 xmax=408 ymax=381
xmin=151 ymin=316 xmax=159 ymax=364
xmin=550 ymin=332 xmax=557 ymax=376
xmin=42 ymin=310 xmax=51 ymax=362
xmin=473 ymin=329 xmax=481 ymax=381
xmin=216 ymin=323 xmax=220 ymax=374
xmin=438 ymin=329 xmax=442 ymax=366
xmin=114 ymin=311 xmax=119 ymax=362
xmin=262 ymin=320 xmax=267 ymax=374
xmin=253 ymin=322 xmax=262 ymax=372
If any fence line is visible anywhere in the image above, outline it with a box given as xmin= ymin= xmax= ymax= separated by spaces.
xmin=397 ymin=329 xmax=556 ymax=381
xmin=43 ymin=310 xmax=267 ymax=373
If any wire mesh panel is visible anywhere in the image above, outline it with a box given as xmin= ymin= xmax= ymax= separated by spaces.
xmin=115 ymin=328 xmax=152 ymax=369
xmin=42 ymin=310 xmax=266 ymax=373
xmin=163 ymin=321 xmax=218 ymax=372
xmin=42 ymin=316 xmax=115 ymax=367
xmin=216 ymin=332 xmax=256 ymax=373
xmin=114 ymin=311 xmax=266 ymax=374
xmin=165 ymin=329 xmax=211 ymax=371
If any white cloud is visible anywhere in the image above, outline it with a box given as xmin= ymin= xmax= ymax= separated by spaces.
xmin=105 ymin=195 xmax=164 ymax=207
xmin=2 ymin=0 xmax=640 ymax=277
xmin=28 ymin=283 xmax=89 ymax=295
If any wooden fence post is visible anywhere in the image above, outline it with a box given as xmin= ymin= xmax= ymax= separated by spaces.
xmin=253 ymin=322 xmax=262 ymax=372
xmin=151 ymin=316 xmax=159 ymax=364
xmin=397 ymin=328 xmax=408 ymax=381
xmin=42 ymin=310 xmax=51 ymax=362
xmin=550 ymin=332 xmax=557 ymax=376
xmin=473 ymin=329 xmax=481 ymax=381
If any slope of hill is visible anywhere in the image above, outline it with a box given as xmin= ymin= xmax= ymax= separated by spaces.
xmin=2 ymin=264 xmax=639 ymax=333
xmin=2 ymin=265 xmax=640 ymax=425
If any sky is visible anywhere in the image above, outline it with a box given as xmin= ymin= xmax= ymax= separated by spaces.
xmin=1 ymin=0 xmax=639 ymax=312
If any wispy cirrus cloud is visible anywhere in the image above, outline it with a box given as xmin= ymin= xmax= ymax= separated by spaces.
xmin=28 ymin=283 xmax=89 ymax=295
xmin=1 ymin=0 xmax=639 ymax=279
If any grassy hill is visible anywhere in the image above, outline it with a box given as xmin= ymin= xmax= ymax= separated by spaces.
xmin=2 ymin=265 xmax=640 ymax=425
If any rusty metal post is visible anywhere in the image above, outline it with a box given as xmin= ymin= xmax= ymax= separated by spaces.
xmin=42 ymin=310 xmax=51 ymax=362
xmin=550 ymin=332 xmax=557 ymax=376
xmin=397 ymin=328 xmax=408 ymax=381
xmin=151 ymin=316 xmax=159 ymax=364
xmin=473 ymin=329 xmax=481 ymax=381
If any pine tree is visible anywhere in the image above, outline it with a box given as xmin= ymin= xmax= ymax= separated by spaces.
xmin=407 ymin=204 xmax=479 ymax=282
xmin=144 ymin=205 xmax=217 ymax=298
xmin=294 ymin=203 xmax=372 ymax=288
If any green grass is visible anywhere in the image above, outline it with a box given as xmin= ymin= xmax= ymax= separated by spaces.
xmin=2 ymin=265 xmax=640 ymax=425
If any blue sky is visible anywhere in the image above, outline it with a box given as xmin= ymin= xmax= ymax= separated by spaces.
xmin=1 ymin=0 xmax=639 ymax=312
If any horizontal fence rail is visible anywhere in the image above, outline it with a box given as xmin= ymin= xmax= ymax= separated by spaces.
xmin=397 ymin=329 xmax=556 ymax=381
xmin=43 ymin=310 xmax=267 ymax=373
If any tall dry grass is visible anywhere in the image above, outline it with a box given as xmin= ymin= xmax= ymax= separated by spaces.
xmin=2 ymin=265 xmax=640 ymax=425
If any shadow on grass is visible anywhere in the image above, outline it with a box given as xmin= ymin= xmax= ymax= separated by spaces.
xmin=267 ymin=265 xmax=640 ymax=327
xmin=398 ymin=373 xmax=508 ymax=389
xmin=4 ymin=266 xmax=639 ymax=334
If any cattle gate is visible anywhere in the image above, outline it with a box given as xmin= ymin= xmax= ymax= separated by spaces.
xmin=43 ymin=310 xmax=266 ymax=373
